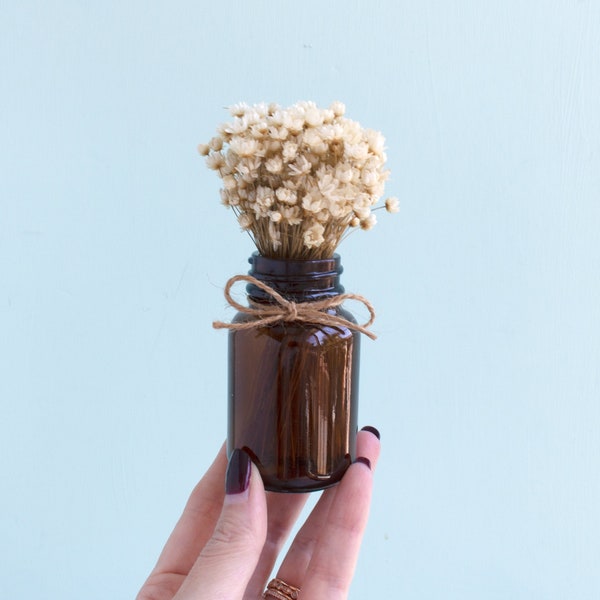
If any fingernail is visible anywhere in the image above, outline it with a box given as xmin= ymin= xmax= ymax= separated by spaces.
xmin=354 ymin=456 xmax=372 ymax=470
xmin=226 ymin=448 xmax=252 ymax=495
xmin=361 ymin=425 xmax=381 ymax=440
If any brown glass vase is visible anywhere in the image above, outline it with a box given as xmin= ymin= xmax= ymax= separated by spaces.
xmin=227 ymin=252 xmax=360 ymax=492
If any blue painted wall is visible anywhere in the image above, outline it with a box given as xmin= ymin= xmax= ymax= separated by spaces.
xmin=1 ymin=2 xmax=599 ymax=598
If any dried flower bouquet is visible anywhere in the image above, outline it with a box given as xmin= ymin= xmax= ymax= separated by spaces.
xmin=199 ymin=101 xmax=398 ymax=259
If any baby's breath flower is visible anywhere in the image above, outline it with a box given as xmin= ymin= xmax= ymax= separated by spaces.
xmin=238 ymin=156 xmax=261 ymax=177
xmin=354 ymin=192 xmax=372 ymax=210
xmin=252 ymin=202 xmax=269 ymax=218
xmin=222 ymin=175 xmax=237 ymax=191
xmin=336 ymin=164 xmax=354 ymax=184
xmin=266 ymin=140 xmax=282 ymax=153
xmin=238 ymin=212 xmax=253 ymax=229
xmin=385 ymin=196 xmax=400 ymax=213
xmin=254 ymin=102 xmax=276 ymax=118
xmin=228 ymin=191 xmax=241 ymax=206
xmin=330 ymin=101 xmax=346 ymax=117
xmin=269 ymin=126 xmax=289 ymax=141
xmin=303 ymin=128 xmax=323 ymax=149
xmin=369 ymin=181 xmax=385 ymax=198
xmin=251 ymin=121 xmax=269 ymax=137
xmin=361 ymin=169 xmax=379 ymax=188
xmin=280 ymin=205 xmax=302 ymax=225
xmin=219 ymin=189 xmax=231 ymax=206
xmin=303 ymin=222 xmax=325 ymax=248
xmin=354 ymin=206 xmax=371 ymax=220
xmin=276 ymin=187 xmax=297 ymax=205
xmin=228 ymin=102 xmax=249 ymax=117
xmin=345 ymin=143 xmax=370 ymax=162
xmin=326 ymin=197 xmax=350 ymax=219
xmin=360 ymin=214 xmax=377 ymax=230
xmin=288 ymin=117 xmax=305 ymax=133
xmin=256 ymin=186 xmax=275 ymax=208
xmin=197 ymin=143 xmax=210 ymax=156
xmin=318 ymin=172 xmax=338 ymax=198
xmin=229 ymin=137 xmax=261 ymax=157
xmin=305 ymin=107 xmax=324 ymax=127
xmin=205 ymin=152 xmax=225 ymax=170
xmin=321 ymin=109 xmax=335 ymax=124
xmin=225 ymin=149 xmax=240 ymax=169
xmin=270 ymin=110 xmax=286 ymax=127
xmin=243 ymin=109 xmax=264 ymax=127
xmin=265 ymin=156 xmax=283 ymax=174
xmin=225 ymin=117 xmax=250 ymax=135
xmin=289 ymin=155 xmax=312 ymax=176
xmin=315 ymin=209 xmax=331 ymax=223
xmin=282 ymin=141 xmax=298 ymax=163
xmin=209 ymin=137 xmax=223 ymax=152
xmin=302 ymin=191 xmax=324 ymax=213
xmin=365 ymin=129 xmax=385 ymax=154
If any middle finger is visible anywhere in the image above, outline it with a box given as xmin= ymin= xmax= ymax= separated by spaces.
xmin=242 ymin=491 xmax=309 ymax=599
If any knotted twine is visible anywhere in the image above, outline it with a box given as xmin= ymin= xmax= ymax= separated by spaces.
xmin=212 ymin=274 xmax=377 ymax=340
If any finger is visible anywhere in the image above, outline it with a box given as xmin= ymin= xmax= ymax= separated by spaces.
xmin=175 ymin=448 xmax=268 ymax=600
xmin=274 ymin=485 xmax=338 ymax=590
xmin=243 ymin=492 xmax=309 ymax=600
xmin=299 ymin=456 xmax=374 ymax=599
xmin=149 ymin=443 xmax=228 ymax=578
xmin=276 ymin=426 xmax=381 ymax=589
xmin=356 ymin=425 xmax=381 ymax=469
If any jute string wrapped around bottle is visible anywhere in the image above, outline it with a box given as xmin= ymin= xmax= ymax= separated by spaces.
xmin=213 ymin=274 xmax=377 ymax=340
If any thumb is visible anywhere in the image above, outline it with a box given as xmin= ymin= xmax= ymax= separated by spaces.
xmin=175 ymin=449 xmax=267 ymax=600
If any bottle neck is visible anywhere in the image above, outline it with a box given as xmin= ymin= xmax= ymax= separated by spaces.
xmin=246 ymin=252 xmax=344 ymax=303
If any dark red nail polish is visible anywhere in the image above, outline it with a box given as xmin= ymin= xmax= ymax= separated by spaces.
xmin=354 ymin=456 xmax=371 ymax=470
xmin=361 ymin=425 xmax=380 ymax=440
xmin=226 ymin=448 xmax=252 ymax=494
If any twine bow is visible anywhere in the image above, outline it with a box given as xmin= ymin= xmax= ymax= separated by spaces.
xmin=212 ymin=274 xmax=377 ymax=340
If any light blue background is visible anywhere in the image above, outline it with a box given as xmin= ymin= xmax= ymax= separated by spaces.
xmin=2 ymin=2 xmax=599 ymax=598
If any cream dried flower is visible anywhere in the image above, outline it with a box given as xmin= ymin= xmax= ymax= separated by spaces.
xmin=330 ymin=101 xmax=346 ymax=117
xmin=205 ymin=153 xmax=225 ymax=170
xmin=201 ymin=101 xmax=396 ymax=259
xmin=282 ymin=141 xmax=298 ymax=163
xmin=360 ymin=214 xmax=377 ymax=230
xmin=385 ymin=196 xmax=400 ymax=213
xmin=275 ymin=187 xmax=297 ymax=205
xmin=228 ymin=102 xmax=249 ymax=117
xmin=238 ymin=212 xmax=253 ymax=230
xmin=209 ymin=136 xmax=223 ymax=152
xmin=197 ymin=143 xmax=210 ymax=156
xmin=265 ymin=156 xmax=283 ymax=174
xmin=303 ymin=222 xmax=325 ymax=248
xmin=229 ymin=137 xmax=261 ymax=157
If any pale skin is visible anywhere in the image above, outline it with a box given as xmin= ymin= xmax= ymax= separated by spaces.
xmin=137 ymin=428 xmax=381 ymax=600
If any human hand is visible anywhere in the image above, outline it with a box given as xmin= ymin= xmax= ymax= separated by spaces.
xmin=136 ymin=426 xmax=380 ymax=600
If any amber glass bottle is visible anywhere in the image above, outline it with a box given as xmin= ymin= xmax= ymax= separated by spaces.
xmin=227 ymin=252 xmax=360 ymax=492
